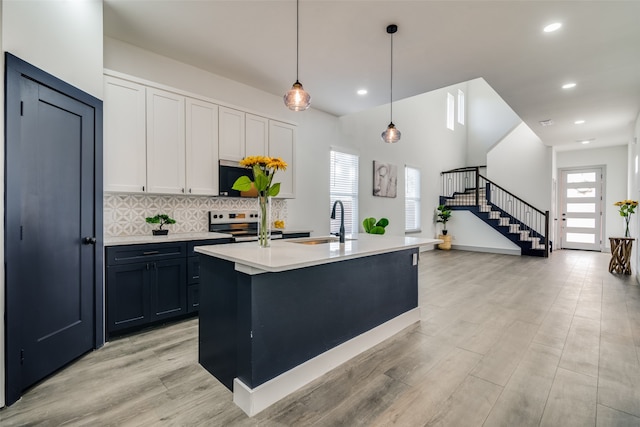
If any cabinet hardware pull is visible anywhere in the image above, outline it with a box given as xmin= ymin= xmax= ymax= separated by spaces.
xmin=142 ymin=186 xmax=145 ymax=191
xmin=182 ymin=188 xmax=185 ymax=193
xmin=82 ymin=236 xmax=97 ymax=245
xmin=143 ymin=250 xmax=160 ymax=255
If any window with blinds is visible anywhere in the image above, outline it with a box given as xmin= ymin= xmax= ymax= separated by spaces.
xmin=330 ymin=150 xmax=359 ymax=235
xmin=405 ymin=166 xmax=421 ymax=232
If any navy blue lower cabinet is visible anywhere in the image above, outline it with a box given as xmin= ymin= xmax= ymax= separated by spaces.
xmin=106 ymin=238 xmax=233 ymax=338
xmin=198 ymin=248 xmax=418 ymax=391
xmin=106 ymin=243 xmax=187 ymax=337
xmin=106 ymin=263 xmax=150 ymax=332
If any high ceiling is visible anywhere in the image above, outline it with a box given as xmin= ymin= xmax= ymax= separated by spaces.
xmin=104 ymin=0 xmax=640 ymax=151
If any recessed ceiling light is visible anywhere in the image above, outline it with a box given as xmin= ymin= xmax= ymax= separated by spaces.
xmin=577 ymin=138 xmax=594 ymax=144
xmin=574 ymin=120 xmax=585 ymax=125
xmin=562 ymin=82 xmax=577 ymax=89
xmin=357 ymin=89 xmax=368 ymax=96
xmin=539 ymin=119 xmax=554 ymax=127
xmin=543 ymin=22 xmax=562 ymax=33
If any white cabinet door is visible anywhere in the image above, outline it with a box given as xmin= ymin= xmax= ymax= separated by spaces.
xmin=245 ymin=114 xmax=268 ymax=157
xmin=268 ymin=121 xmax=296 ymax=198
xmin=218 ymin=106 xmax=245 ymax=161
xmin=146 ymin=88 xmax=186 ymax=194
xmin=104 ymin=76 xmax=147 ymax=193
xmin=186 ymin=99 xmax=219 ymax=196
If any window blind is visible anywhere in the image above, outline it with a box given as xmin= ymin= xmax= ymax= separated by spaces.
xmin=330 ymin=150 xmax=359 ymax=235
xmin=405 ymin=166 xmax=421 ymax=232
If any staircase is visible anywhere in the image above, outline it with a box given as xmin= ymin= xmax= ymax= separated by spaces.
xmin=441 ymin=167 xmax=550 ymax=257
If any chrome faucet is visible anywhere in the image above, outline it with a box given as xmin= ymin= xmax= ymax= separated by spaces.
xmin=331 ymin=200 xmax=345 ymax=243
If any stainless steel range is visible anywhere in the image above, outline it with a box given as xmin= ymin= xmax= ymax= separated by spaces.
xmin=208 ymin=210 xmax=282 ymax=242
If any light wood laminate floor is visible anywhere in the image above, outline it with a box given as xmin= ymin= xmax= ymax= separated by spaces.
xmin=2 ymin=249 xmax=640 ymax=426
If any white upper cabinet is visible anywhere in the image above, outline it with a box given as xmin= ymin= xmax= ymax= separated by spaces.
xmin=104 ymin=76 xmax=147 ymax=193
xmin=269 ymin=121 xmax=296 ymax=198
xmin=146 ymin=88 xmax=186 ymax=194
xmin=186 ymin=99 xmax=219 ymax=196
xmin=218 ymin=106 xmax=245 ymax=161
xmin=104 ymin=73 xmax=296 ymax=198
xmin=245 ymin=114 xmax=269 ymax=157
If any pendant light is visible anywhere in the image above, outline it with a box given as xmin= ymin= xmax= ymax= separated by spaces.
xmin=381 ymin=24 xmax=401 ymax=143
xmin=284 ymin=0 xmax=311 ymax=111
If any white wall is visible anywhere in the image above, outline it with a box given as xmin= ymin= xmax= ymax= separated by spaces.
xmin=487 ymin=122 xmax=553 ymax=211
xmin=632 ymin=114 xmax=640 ymax=282
xmin=556 ymin=146 xmax=628 ymax=251
xmin=3 ymin=0 xmax=103 ymax=99
xmin=339 ymin=82 xmax=468 ymax=238
xmin=449 ymin=211 xmax=521 ymax=255
xmin=1 ymin=0 xmax=104 ymax=409
xmin=466 ymin=78 xmax=522 ymax=166
xmin=550 ymin=149 xmax=558 ymax=248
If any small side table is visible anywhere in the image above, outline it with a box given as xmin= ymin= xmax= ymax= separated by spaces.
xmin=609 ymin=237 xmax=634 ymax=275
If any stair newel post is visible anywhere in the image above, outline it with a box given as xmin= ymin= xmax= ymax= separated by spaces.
xmin=544 ymin=210 xmax=550 ymax=257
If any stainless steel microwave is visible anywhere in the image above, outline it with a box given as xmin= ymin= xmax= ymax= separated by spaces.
xmin=218 ymin=160 xmax=256 ymax=197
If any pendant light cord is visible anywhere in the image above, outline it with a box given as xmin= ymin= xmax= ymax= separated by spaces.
xmin=389 ymin=30 xmax=393 ymax=123
xmin=296 ymin=0 xmax=300 ymax=81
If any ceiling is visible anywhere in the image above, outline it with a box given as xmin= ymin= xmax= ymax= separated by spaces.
xmin=103 ymin=0 xmax=640 ymax=152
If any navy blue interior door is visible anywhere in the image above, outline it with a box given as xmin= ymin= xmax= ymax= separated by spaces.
xmin=5 ymin=53 xmax=103 ymax=404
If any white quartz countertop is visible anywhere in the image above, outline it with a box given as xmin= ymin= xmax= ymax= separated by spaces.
xmin=195 ymin=234 xmax=442 ymax=274
xmin=104 ymin=231 xmax=233 ymax=246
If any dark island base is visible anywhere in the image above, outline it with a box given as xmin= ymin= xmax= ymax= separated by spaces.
xmin=199 ymin=247 xmax=419 ymax=395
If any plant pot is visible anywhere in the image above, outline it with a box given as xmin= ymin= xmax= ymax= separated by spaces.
xmin=442 ymin=229 xmax=448 ymax=235
xmin=438 ymin=234 xmax=452 ymax=250
xmin=152 ymin=229 xmax=169 ymax=236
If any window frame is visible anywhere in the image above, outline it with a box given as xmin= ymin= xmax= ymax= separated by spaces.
xmin=457 ymin=89 xmax=465 ymax=125
xmin=405 ymin=165 xmax=421 ymax=233
xmin=330 ymin=149 xmax=359 ymax=235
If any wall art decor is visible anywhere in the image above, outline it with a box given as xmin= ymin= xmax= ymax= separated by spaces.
xmin=373 ymin=160 xmax=397 ymax=198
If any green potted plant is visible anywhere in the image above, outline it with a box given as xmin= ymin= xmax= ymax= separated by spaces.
xmin=145 ymin=214 xmax=176 ymax=236
xmin=363 ymin=217 xmax=389 ymax=234
xmin=436 ymin=204 xmax=452 ymax=235
xmin=436 ymin=204 xmax=452 ymax=250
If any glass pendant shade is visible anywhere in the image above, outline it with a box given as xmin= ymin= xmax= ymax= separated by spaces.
xmin=381 ymin=122 xmax=401 ymax=143
xmin=382 ymin=24 xmax=401 ymax=143
xmin=284 ymin=80 xmax=311 ymax=111
xmin=283 ymin=0 xmax=310 ymax=111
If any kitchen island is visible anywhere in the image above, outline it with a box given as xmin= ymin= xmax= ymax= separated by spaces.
xmin=195 ymin=234 xmax=440 ymax=416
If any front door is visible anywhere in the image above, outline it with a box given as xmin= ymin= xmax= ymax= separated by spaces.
xmin=5 ymin=54 xmax=103 ymax=404
xmin=559 ymin=167 xmax=604 ymax=251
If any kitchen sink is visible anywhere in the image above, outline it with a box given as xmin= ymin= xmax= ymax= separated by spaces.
xmin=289 ymin=236 xmax=352 ymax=245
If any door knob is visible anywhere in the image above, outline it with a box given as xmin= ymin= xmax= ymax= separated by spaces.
xmin=82 ymin=237 xmax=97 ymax=245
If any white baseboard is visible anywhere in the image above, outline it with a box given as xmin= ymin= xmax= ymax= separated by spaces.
xmin=451 ymin=244 xmax=521 ymax=256
xmin=233 ymin=308 xmax=420 ymax=417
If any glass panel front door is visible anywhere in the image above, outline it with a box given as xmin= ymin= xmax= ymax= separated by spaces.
xmin=560 ymin=168 xmax=603 ymax=251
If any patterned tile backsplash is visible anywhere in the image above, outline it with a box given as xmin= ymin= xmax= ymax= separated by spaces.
xmin=104 ymin=193 xmax=288 ymax=237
